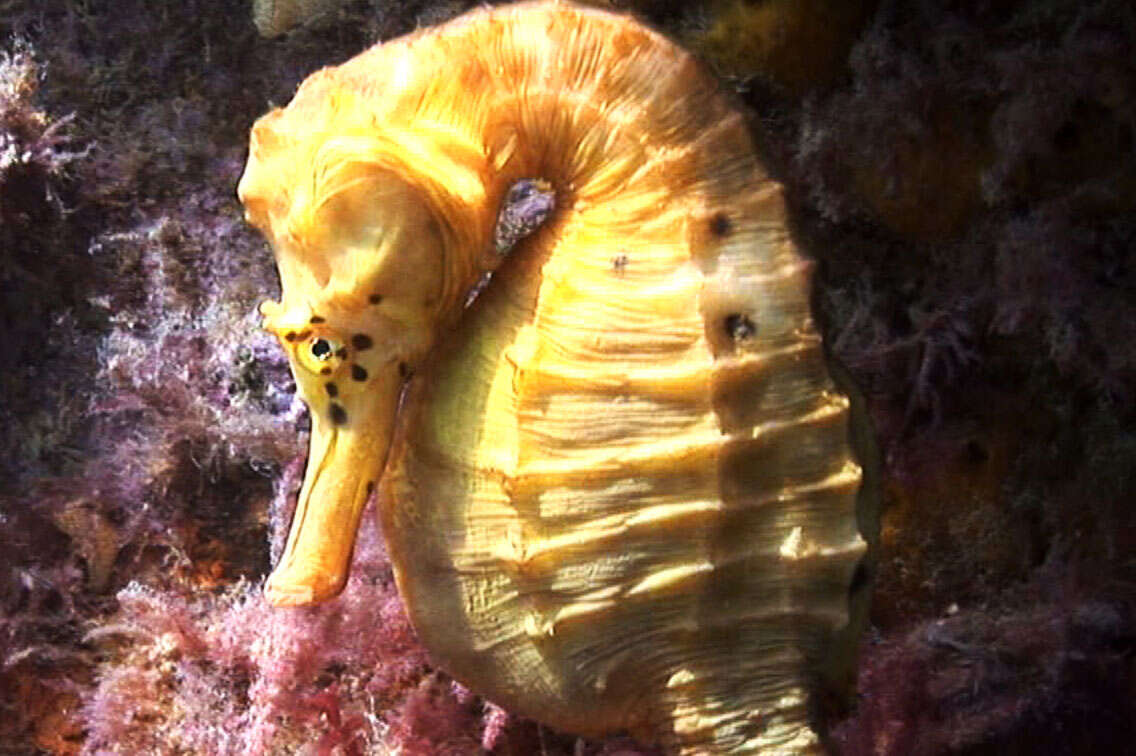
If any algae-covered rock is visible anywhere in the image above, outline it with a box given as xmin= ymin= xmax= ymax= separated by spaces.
xmin=687 ymin=0 xmax=875 ymax=93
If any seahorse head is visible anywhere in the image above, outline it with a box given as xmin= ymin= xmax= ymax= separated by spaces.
xmin=238 ymin=83 xmax=491 ymax=604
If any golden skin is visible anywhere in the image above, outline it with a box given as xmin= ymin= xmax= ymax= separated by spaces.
xmin=239 ymin=2 xmax=875 ymax=752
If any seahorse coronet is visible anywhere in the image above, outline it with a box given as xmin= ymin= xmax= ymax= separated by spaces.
xmin=239 ymin=1 xmax=876 ymax=752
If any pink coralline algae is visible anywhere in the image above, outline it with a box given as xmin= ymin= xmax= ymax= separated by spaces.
xmin=82 ymin=511 xmax=432 ymax=754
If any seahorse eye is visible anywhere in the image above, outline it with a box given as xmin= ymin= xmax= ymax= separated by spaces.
xmin=295 ymin=334 xmax=346 ymax=376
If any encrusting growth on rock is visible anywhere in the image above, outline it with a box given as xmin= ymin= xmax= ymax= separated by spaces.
xmin=252 ymin=0 xmax=348 ymax=37
xmin=238 ymin=1 xmax=876 ymax=752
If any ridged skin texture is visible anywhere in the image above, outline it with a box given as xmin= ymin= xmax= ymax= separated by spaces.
xmin=239 ymin=2 xmax=872 ymax=752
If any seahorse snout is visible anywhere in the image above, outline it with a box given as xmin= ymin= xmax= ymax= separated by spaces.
xmin=264 ymin=347 xmax=404 ymax=606
xmin=259 ymin=299 xmax=413 ymax=606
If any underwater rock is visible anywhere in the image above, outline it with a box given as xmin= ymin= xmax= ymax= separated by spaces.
xmin=252 ymin=0 xmax=349 ymax=37
xmin=686 ymin=0 xmax=875 ymax=93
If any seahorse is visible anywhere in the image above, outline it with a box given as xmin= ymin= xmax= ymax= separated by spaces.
xmin=237 ymin=1 xmax=875 ymax=752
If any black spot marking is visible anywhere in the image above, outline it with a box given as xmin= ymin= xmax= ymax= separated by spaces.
xmin=351 ymin=364 xmax=368 ymax=382
xmin=710 ymin=212 xmax=732 ymax=237
xmin=330 ymin=403 xmax=348 ymax=426
xmin=284 ymin=331 xmax=298 ymax=342
xmin=612 ymin=253 xmax=629 ymax=273
xmin=320 ymin=367 xmax=332 ymax=375
xmin=336 ymin=347 xmax=348 ymax=359
xmin=311 ymin=338 xmax=333 ymax=360
xmin=325 ymin=382 xmax=338 ymax=398
xmin=398 ymin=362 xmax=413 ymax=379
xmin=724 ymin=313 xmax=756 ymax=341
xmin=352 ymin=333 xmax=373 ymax=351
xmin=369 ymin=293 xmax=383 ymax=305
xmin=309 ymin=315 xmax=325 ymax=324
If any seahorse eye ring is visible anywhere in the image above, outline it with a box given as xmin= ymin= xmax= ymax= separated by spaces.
xmin=291 ymin=331 xmax=347 ymax=376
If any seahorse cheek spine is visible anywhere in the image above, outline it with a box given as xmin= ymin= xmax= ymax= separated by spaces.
xmin=238 ymin=2 xmax=876 ymax=753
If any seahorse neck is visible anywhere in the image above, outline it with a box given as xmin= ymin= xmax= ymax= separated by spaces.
xmin=330 ymin=1 xmax=675 ymax=318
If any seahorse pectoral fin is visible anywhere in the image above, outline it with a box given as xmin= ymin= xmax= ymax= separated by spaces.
xmin=264 ymin=363 xmax=403 ymax=606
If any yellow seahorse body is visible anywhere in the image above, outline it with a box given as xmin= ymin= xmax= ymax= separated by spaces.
xmin=238 ymin=2 xmax=873 ymax=752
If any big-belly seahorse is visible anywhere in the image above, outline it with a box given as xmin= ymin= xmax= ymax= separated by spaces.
xmin=237 ymin=2 xmax=876 ymax=752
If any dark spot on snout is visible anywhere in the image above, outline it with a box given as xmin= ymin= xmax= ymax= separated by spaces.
xmin=398 ymin=362 xmax=413 ymax=379
xmin=284 ymin=331 xmax=298 ymax=342
xmin=320 ymin=367 xmax=332 ymax=375
xmin=710 ymin=212 xmax=732 ymax=237
xmin=330 ymin=403 xmax=348 ymax=426
xmin=351 ymin=364 xmax=368 ymax=382
xmin=325 ymin=382 xmax=338 ymax=398
xmin=724 ymin=313 xmax=756 ymax=341
xmin=309 ymin=315 xmax=325 ymax=324
xmin=352 ymin=334 xmax=373 ymax=351
xmin=336 ymin=347 xmax=348 ymax=359
xmin=369 ymin=294 xmax=383 ymax=305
